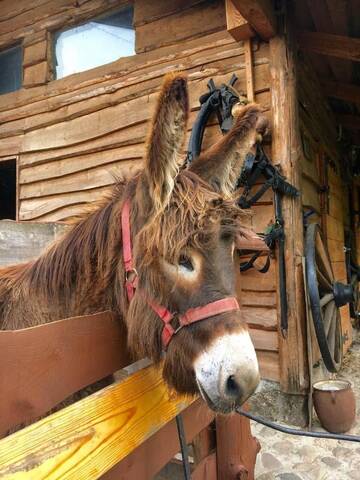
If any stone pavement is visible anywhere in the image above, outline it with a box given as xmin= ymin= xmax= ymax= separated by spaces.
xmin=253 ymin=330 xmax=360 ymax=480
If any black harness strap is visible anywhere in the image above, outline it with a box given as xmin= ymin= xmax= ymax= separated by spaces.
xmin=186 ymin=76 xmax=299 ymax=338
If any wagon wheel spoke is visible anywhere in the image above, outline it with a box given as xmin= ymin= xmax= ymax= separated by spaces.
xmin=327 ymin=308 xmax=336 ymax=358
xmin=316 ymin=266 xmax=332 ymax=291
xmin=323 ymin=299 xmax=336 ymax=337
xmin=315 ymin=233 xmax=334 ymax=284
xmin=320 ymin=292 xmax=334 ymax=309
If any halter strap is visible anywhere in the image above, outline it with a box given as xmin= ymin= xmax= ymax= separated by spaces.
xmin=121 ymin=199 xmax=240 ymax=349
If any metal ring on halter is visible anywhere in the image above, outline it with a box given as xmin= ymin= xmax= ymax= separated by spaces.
xmin=125 ymin=268 xmax=138 ymax=280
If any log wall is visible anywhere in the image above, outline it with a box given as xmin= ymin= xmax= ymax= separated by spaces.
xmin=297 ymin=54 xmax=352 ymax=352
xmin=0 ymin=0 xmax=279 ymax=381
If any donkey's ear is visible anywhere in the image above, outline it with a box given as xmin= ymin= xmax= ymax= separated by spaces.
xmin=189 ymin=104 xmax=269 ymax=196
xmin=144 ymin=72 xmax=189 ymax=212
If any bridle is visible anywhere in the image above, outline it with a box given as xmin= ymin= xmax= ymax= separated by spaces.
xmin=121 ymin=198 xmax=240 ymax=349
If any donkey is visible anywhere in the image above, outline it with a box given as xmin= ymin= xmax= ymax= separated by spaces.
xmin=0 ymin=73 xmax=268 ymax=414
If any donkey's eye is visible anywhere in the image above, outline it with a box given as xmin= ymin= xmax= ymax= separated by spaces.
xmin=178 ymin=255 xmax=194 ymax=271
xmin=221 ymin=231 xmax=233 ymax=241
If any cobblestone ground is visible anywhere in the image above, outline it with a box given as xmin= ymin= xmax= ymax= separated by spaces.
xmin=253 ymin=330 xmax=360 ymax=480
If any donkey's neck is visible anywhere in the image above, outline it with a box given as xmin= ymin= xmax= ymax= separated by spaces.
xmin=0 ymin=192 xmax=128 ymax=329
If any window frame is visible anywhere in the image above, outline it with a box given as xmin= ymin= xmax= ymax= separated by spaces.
xmin=51 ymin=5 xmax=135 ymax=81
xmin=0 ymin=43 xmax=23 ymax=96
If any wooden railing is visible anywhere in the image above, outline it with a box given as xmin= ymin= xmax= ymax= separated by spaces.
xmin=0 ymin=312 xmax=259 ymax=479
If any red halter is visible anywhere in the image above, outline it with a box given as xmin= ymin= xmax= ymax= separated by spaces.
xmin=121 ymin=199 xmax=240 ymax=349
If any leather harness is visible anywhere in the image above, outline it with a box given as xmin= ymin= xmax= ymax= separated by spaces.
xmin=121 ymin=198 xmax=240 ymax=349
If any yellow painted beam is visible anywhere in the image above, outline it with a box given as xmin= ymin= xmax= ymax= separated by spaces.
xmin=0 ymin=365 xmax=194 ymax=480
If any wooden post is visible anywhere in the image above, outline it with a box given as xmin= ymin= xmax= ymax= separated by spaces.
xmin=244 ymin=39 xmax=254 ymax=102
xmin=269 ymin=10 xmax=308 ymax=393
xmin=215 ymin=406 xmax=260 ymax=480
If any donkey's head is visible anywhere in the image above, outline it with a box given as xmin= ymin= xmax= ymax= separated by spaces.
xmin=125 ymin=73 xmax=268 ymax=413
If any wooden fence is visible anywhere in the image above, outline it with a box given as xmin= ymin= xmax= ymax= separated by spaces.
xmin=0 ymin=311 xmax=260 ymax=479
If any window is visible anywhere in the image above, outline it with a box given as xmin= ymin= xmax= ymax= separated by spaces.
xmin=53 ymin=6 xmax=135 ymax=79
xmin=0 ymin=45 xmax=22 ymax=95
xmin=0 ymin=159 xmax=17 ymax=220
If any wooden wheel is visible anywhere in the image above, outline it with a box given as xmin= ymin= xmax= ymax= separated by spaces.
xmin=305 ymin=224 xmax=343 ymax=372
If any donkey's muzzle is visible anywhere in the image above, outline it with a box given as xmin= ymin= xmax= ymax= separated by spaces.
xmin=193 ymin=330 xmax=259 ymax=413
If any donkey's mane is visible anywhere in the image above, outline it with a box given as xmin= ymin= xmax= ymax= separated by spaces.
xmin=0 ymin=170 xmax=246 ymax=330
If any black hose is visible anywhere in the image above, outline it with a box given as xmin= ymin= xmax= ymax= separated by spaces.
xmin=236 ymin=408 xmax=360 ymax=443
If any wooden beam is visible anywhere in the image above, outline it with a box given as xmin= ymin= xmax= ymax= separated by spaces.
xmin=306 ymin=0 xmax=352 ymax=82
xmin=225 ymin=0 xmax=255 ymax=41
xmin=0 ymin=364 xmax=194 ymax=479
xmin=297 ymin=31 xmax=360 ymax=62
xmin=321 ymin=79 xmax=360 ymax=105
xmin=336 ymin=114 xmax=360 ymax=130
xmin=231 ymin=0 xmax=276 ymax=40
xmin=270 ymin=19 xmax=308 ymax=393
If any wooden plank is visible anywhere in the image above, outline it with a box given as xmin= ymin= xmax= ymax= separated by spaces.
xmin=231 ymin=0 xmax=276 ymax=40
xmin=257 ymin=350 xmax=280 ymax=381
xmin=19 ymin=187 xmax=112 ymax=220
xmin=0 ymin=312 xmax=131 ymax=437
xmin=20 ymin=159 xmax=143 ymax=199
xmin=243 ymin=307 xmax=277 ymax=330
xmin=321 ymin=79 xmax=360 ymax=105
xmin=133 ymin=0 xmax=205 ymax=27
xmin=327 ymin=238 xmax=346 ymax=263
xmin=135 ymin=0 xmax=226 ymax=53
xmin=23 ymin=61 xmax=48 ymax=87
xmin=240 ymin=258 xmax=277 ymax=291
xmin=326 ymin=215 xmax=345 ymax=242
xmin=23 ymin=39 xmax=47 ymax=67
xmin=241 ymin=291 xmax=277 ymax=308
xmin=0 ymin=220 xmax=65 ymax=266
xmin=270 ymin=22 xmax=308 ymax=393
xmin=19 ymin=144 xmax=145 ymax=183
xmin=297 ymin=31 xmax=360 ymax=62
xmin=216 ymin=405 xmax=260 ymax=480
xmin=102 ymin=399 xmax=214 ymax=480
xmin=249 ymin=328 xmax=278 ymax=351
xmin=0 ymin=364 xmax=194 ymax=479
xmin=225 ymin=0 xmax=254 ymax=42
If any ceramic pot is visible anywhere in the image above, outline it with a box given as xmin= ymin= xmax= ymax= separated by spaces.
xmin=313 ymin=380 xmax=356 ymax=434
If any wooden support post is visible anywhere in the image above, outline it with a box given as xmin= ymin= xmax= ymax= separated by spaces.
xmin=244 ymin=39 xmax=254 ymax=102
xmin=269 ymin=11 xmax=308 ymax=393
xmin=215 ymin=406 xmax=260 ymax=480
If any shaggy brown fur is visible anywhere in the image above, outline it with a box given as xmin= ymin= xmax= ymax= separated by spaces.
xmin=0 ymin=72 xmax=267 ymax=397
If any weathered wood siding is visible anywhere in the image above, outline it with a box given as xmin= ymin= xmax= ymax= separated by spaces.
xmin=297 ymin=54 xmax=352 ymax=351
xmin=0 ymin=0 xmax=279 ymax=380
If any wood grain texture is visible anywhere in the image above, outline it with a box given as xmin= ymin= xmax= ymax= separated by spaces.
xmin=297 ymin=30 xmax=360 ymax=62
xmin=102 ymin=399 xmax=214 ymax=480
xmin=270 ymin=20 xmax=308 ymax=393
xmin=0 ymin=364 xmax=194 ymax=479
xmin=0 ymin=311 xmax=131 ymax=437
xmin=135 ymin=0 xmax=226 ymax=53
xmin=231 ymin=0 xmax=276 ymax=39
xmin=226 ymin=0 xmax=254 ymax=41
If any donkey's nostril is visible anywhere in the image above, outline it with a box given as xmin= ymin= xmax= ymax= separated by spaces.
xmin=225 ymin=374 xmax=242 ymax=399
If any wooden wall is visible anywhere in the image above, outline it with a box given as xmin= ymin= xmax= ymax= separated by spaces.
xmin=0 ymin=0 xmax=279 ymax=381
xmin=297 ymin=54 xmax=353 ymax=352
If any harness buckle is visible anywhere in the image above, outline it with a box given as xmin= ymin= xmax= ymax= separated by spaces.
xmin=125 ymin=268 xmax=138 ymax=283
